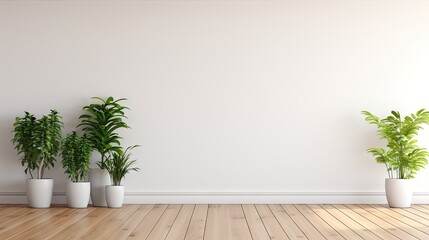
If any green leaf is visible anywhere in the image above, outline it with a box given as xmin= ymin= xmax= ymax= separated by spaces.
xmin=78 ymin=97 xmax=130 ymax=168
xmin=362 ymin=109 xmax=429 ymax=179
xmin=105 ymin=145 xmax=140 ymax=185
xmin=11 ymin=110 xmax=63 ymax=179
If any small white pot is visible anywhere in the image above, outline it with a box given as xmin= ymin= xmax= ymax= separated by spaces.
xmin=89 ymin=168 xmax=111 ymax=207
xmin=66 ymin=182 xmax=90 ymax=208
xmin=105 ymin=185 xmax=124 ymax=208
xmin=26 ymin=179 xmax=53 ymax=208
xmin=385 ymin=178 xmax=413 ymax=208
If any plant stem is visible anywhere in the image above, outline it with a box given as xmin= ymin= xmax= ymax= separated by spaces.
xmin=38 ymin=158 xmax=44 ymax=179
xmin=101 ymin=153 xmax=105 ymax=169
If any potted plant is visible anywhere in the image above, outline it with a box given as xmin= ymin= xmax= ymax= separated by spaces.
xmin=105 ymin=145 xmax=140 ymax=208
xmin=61 ymin=132 xmax=91 ymax=208
xmin=78 ymin=96 xmax=130 ymax=206
xmin=362 ymin=109 xmax=429 ymax=207
xmin=12 ymin=110 xmax=63 ymax=208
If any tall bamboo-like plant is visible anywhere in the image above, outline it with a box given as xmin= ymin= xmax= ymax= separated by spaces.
xmin=12 ymin=110 xmax=63 ymax=179
xmin=61 ymin=132 xmax=92 ymax=182
xmin=105 ymin=145 xmax=140 ymax=186
xmin=78 ymin=97 xmax=130 ymax=169
xmin=362 ymin=109 xmax=429 ymax=179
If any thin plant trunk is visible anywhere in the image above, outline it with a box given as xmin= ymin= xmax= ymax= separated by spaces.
xmin=38 ymin=158 xmax=44 ymax=179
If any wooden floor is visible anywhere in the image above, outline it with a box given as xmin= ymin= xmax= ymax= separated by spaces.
xmin=1 ymin=204 xmax=429 ymax=239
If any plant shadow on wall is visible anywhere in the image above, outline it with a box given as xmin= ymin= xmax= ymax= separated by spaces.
xmin=12 ymin=110 xmax=63 ymax=208
xmin=0 ymin=115 xmax=26 ymax=192
xmin=362 ymin=109 xmax=429 ymax=208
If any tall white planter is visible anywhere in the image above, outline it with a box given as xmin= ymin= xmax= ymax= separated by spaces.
xmin=105 ymin=185 xmax=124 ymax=208
xmin=385 ymin=178 xmax=413 ymax=208
xmin=26 ymin=179 xmax=53 ymax=208
xmin=89 ymin=168 xmax=111 ymax=207
xmin=66 ymin=182 xmax=90 ymax=208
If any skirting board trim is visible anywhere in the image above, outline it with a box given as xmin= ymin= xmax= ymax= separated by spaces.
xmin=1 ymin=191 xmax=429 ymax=204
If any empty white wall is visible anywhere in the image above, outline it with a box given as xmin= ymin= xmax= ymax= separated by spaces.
xmin=1 ymin=0 xmax=429 ymax=204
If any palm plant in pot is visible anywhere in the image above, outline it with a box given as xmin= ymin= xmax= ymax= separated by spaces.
xmin=362 ymin=109 xmax=429 ymax=207
xmin=105 ymin=145 xmax=140 ymax=208
xmin=12 ymin=110 xmax=63 ymax=208
xmin=78 ymin=96 xmax=130 ymax=206
xmin=61 ymin=132 xmax=91 ymax=208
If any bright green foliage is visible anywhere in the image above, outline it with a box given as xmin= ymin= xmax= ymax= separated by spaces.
xmin=105 ymin=145 xmax=140 ymax=186
xmin=12 ymin=110 xmax=63 ymax=179
xmin=362 ymin=109 xmax=429 ymax=179
xmin=78 ymin=97 xmax=130 ymax=169
xmin=61 ymin=132 xmax=91 ymax=182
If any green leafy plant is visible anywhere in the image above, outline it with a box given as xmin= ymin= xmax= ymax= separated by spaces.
xmin=61 ymin=132 xmax=91 ymax=182
xmin=78 ymin=97 xmax=130 ymax=169
xmin=12 ymin=110 xmax=63 ymax=179
xmin=362 ymin=109 xmax=429 ymax=179
xmin=105 ymin=145 xmax=140 ymax=186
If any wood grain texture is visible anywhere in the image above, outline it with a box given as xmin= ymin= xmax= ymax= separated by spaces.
xmin=165 ymin=204 xmax=195 ymax=240
xmin=282 ymin=204 xmax=325 ymax=240
xmin=0 ymin=207 xmax=67 ymax=239
xmin=126 ymin=204 xmax=168 ymax=239
xmin=184 ymin=204 xmax=208 ymax=240
xmin=204 ymin=205 xmax=233 ymax=240
xmin=347 ymin=205 xmax=418 ymax=240
xmin=295 ymin=204 xmax=344 ymax=240
xmin=146 ymin=204 xmax=182 ymax=240
xmin=84 ymin=204 xmax=140 ymax=240
xmin=369 ymin=204 xmax=429 ymax=233
xmin=333 ymin=204 xmax=400 ymax=240
xmin=269 ymin=204 xmax=307 ymax=240
xmin=256 ymin=204 xmax=290 ymax=239
xmin=1 ymin=204 xmax=429 ymax=239
xmin=320 ymin=205 xmax=380 ymax=240
xmin=357 ymin=204 xmax=429 ymax=240
xmin=47 ymin=207 xmax=123 ymax=240
xmin=107 ymin=204 xmax=155 ymax=240
xmin=11 ymin=207 xmax=95 ymax=240
xmin=242 ymin=204 xmax=270 ymax=240
xmin=308 ymin=204 xmax=362 ymax=240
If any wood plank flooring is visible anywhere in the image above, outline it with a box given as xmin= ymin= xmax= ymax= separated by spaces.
xmin=1 ymin=204 xmax=429 ymax=239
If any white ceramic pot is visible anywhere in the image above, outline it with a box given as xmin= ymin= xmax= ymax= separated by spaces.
xmin=26 ymin=179 xmax=53 ymax=208
xmin=385 ymin=178 xmax=413 ymax=208
xmin=89 ymin=168 xmax=111 ymax=207
xmin=66 ymin=182 xmax=90 ymax=208
xmin=105 ymin=185 xmax=124 ymax=208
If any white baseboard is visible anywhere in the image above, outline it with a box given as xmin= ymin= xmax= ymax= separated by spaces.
xmin=1 ymin=191 xmax=429 ymax=204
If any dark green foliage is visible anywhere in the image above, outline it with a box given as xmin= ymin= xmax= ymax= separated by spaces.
xmin=12 ymin=112 xmax=38 ymax=177
xmin=12 ymin=110 xmax=63 ymax=179
xmin=61 ymin=132 xmax=91 ymax=182
xmin=105 ymin=145 xmax=140 ymax=186
xmin=78 ymin=97 xmax=130 ymax=169
xmin=362 ymin=109 xmax=429 ymax=179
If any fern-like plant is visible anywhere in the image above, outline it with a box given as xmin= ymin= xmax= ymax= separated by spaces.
xmin=78 ymin=97 xmax=130 ymax=169
xmin=12 ymin=110 xmax=63 ymax=179
xmin=105 ymin=145 xmax=140 ymax=186
xmin=362 ymin=109 xmax=429 ymax=179
xmin=61 ymin=132 xmax=91 ymax=182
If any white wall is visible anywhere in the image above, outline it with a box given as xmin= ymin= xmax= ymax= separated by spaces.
xmin=1 ymin=0 xmax=429 ymax=204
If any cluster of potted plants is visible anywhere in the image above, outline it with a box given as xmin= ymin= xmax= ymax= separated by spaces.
xmin=363 ymin=109 xmax=429 ymax=207
xmin=12 ymin=103 xmax=429 ymax=209
xmin=12 ymin=96 xmax=140 ymax=208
